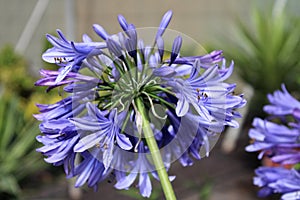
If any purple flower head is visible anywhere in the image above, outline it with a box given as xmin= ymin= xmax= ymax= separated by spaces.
xmin=43 ymin=29 xmax=106 ymax=83
xmin=70 ymin=103 xmax=132 ymax=169
xmin=36 ymin=119 xmax=79 ymax=175
xmin=247 ymin=84 xmax=300 ymax=199
xmin=246 ymin=118 xmax=300 ymax=164
xmin=264 ymin=84 xmax=300 ymax=117
xmin=254 ymin=167 xmax=300 ymax=199
xmin=68 ymin=151 xmax=111 ymax=190
xmin=114 ymin=142 xmax=175 ymax=198
xmin=36 ymin=10 xmax=245 ymax=198
xmin=35 ymin=69 xmax=100 ymax=92
xmin=34 ymin=96 xmax=86 ymax=121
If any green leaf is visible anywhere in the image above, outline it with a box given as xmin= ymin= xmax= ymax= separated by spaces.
xmin=0 ymin=175 xmax=20 ymax=196
xmin=0 ymin=98 xmax=18 ymax=152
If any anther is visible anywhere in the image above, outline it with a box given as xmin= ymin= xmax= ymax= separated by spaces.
xmin=103 ymin=143 xmax=109 ymax=149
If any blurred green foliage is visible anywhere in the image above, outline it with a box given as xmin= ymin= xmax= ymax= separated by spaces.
xmin=0 ymin=45 xmax=59 ymax=118
xmin=0 ymin=96 xmax=45 ymax=199
xmin=207 ymin=2 xmax=300 ymax=117
xmin=0 ymin=45 xmax=60 ymax=199
xmin=0 ymin=45 xmax=34 ymax=99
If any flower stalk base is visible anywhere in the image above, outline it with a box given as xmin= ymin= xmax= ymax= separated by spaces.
xmin=135 ymin=98 xmax=176 ymax=200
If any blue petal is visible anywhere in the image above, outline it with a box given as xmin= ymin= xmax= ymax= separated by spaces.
xmin=82 ymin=34 xmax=92 ymax=42
xmin=245 ymin=143 xmax=273 ymax=152
xmin=107 ymin=38 xmax=123 ymax=57
xmin=118 ymin=15 xmax=129 ymax=31
xmin=74 ymin=132 xmax=105 ymax=152
xmin=176 ymin=95 xmax=189 ymax=117
xmin=69 ymin=118 xmax=103 ymax=132
xmin=103 ymin=137 xmax=114 ymax=169
xmin=281 ymin=191 xmax=300 ymax=200
xmin=175 ymin=64 xmax=192 ymax=76
xmin=75 ymin=159 xmax=94 ymax=187
xmin=139 ymin=173 xmax=152 ymax=198
xmin=170 ymin=36 xmax=182 ymax=65
xmin=153 ymin=66 xmax=175 ymax=77
xmin=114 ymin=172 xmax=138 ymax=189
xmin=88 ymin=161 xmax=105 ymax=187
xmin=116 ymin=133 xmax=132 ymax=150
xmin=248 ymin=129 xmax=265 ymax=141
xmin=55 ymin=64 xmax=73 ymax=83
xmin=93 ymin=24 xmax=109 ymax=40
xmin=156 ymin=36 xmax=164 ymax=60
xmin=42 ymin=48 xmax=75 ymax=63
xmin=156 ymin=10 xmax=173 ymax=39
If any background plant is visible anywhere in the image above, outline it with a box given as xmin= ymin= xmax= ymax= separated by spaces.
xmin=0 ymin=45 xmax=58 ymax=199
xmin=0 ymin=95 xmax=46 ymax=199
xmin=207 ymin=1 xmax=300 ymax=118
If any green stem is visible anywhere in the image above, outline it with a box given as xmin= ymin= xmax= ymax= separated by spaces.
xmin=135 ymin=98 xmax=176 ymax=200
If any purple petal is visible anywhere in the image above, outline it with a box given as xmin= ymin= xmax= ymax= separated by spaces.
xmin=139 ymin=173 xmax=152 ymax=198
xmin=245 ymin=143 xmax=273 ymax=152
xmin=93 ymin=24 xmax=109 ymax=40
xmin=107 ymin=38 xmax=123 ymax=57
xmin=156 ymin=10 xmax=173 ymax=39
xmin=114 ymin=172 xmax=138 ymax=189
xmin=42 ymin=48 xmax=75 ymax=63
xmin=282 ymin=191 xmax=300 ymax=200
xmin=75 ymin=160 xmax=94 ymax=187
xmin=156 ymin=36 xmax=164 ymax=60
xmin=176 ymin=95 xmax=189 ymax=117
xmin=118 ymin=15 xmax=129 ymax=31
xmin=82 ymin=34 xmax=92 ymax=42
xmin=70 ymin=118 xmax=103 ymax=132
xmin=116 ymin=133 xmax=132 ymax=150
xmin=73 ymin=133 xmax=104 ymax=152
xmin=153 ymin=66 xmax=175 ymax=77
xmin=175 ymin=64 xmax=192 ymax=76
xmin=170 ymin=36 xmax=182 ymax=65
xmin=55 ymin=64 xmax=73 ymax=83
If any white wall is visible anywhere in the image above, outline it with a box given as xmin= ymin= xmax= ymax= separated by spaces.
xmin=0 ymin=0 xmax=299 ymax=70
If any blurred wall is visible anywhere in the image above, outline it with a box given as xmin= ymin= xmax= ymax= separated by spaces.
xmin=1 ymin=0 xmax=298 ymax=70
xmin=76 ymin=0 xmax=250 ymax=42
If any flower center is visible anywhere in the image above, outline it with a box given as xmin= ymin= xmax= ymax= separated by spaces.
xmin=110 ymin=65 xmax=160 ymax=110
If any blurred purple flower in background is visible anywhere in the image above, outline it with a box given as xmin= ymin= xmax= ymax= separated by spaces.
xmin=246 ymin=85 xmax=300 ymax=200
xmin=254 ymin=167 xmax=300 ymax=199
xmin=35 ymin=10 xmax=245 ymax=198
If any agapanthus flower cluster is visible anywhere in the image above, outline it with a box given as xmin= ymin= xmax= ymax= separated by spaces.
xmin=246 ymin=84 xmax=300 ymax=200
xmin=35 ymin=10 xmax=245 ymax=197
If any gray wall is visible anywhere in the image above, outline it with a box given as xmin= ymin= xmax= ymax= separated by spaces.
xmin=0 ymin=0 xmax=298 ymax=70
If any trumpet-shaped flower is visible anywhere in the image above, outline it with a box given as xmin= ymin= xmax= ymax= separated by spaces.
xmin=254 ymin=167 xmax=300 ymax=199
xmin=247 ymin=85 xmax=300 ymax=199
xmin=35 ymin=10 xmax=245 ymax=197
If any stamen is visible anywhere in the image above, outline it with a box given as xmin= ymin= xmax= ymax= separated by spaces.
xmin=60 ymin=132 xmax=66 ymax=137
xmin=132 ymin=100 xmax=143 ymax=153
xmin=103 ymin=143 xmax=109 ymax=149
xmin=196 ymin=89 xmax=208 ymax=102
xmin=142 ymin=92 xmax=167 ymax=120
xmin=54 ymin=57 xmax=68 ymax=64
xmin=134 ymin=137 xmax=142 ymax=153
xmin=118 ymin=96 xmax=126 ymax=111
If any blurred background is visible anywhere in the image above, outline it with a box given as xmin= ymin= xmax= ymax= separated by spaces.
xmin=0 ymin=0 xmax=300 ymax=199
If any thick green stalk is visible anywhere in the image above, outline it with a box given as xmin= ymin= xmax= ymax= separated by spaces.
xmin=135 ymin=98 xmax=176 ymax=200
